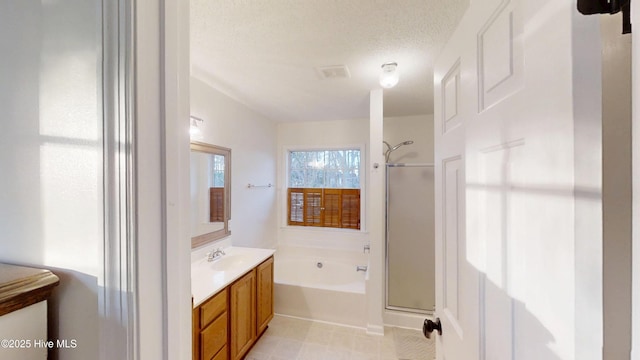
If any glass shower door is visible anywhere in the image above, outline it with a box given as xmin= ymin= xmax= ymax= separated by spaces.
xmin=386 ymin=164 xmax=435 ymax=314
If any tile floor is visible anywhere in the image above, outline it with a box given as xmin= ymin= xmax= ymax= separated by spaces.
xmin=246 ymin=315 xmax=435 ymax=360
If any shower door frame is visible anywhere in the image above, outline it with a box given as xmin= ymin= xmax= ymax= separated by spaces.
xmin=384 ymin=163 xmax=435 ymax=315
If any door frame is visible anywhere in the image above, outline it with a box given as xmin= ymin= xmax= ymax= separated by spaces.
xmin=632 ymin=2 xmax=640 ymax=358
xmin=102 ymin=0 xmax=192 ymax=358
xmin=100 ymin=0 xmax=137 ymax=358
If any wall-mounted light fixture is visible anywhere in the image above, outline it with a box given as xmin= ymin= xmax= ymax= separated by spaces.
xmin=380 ymin=62 xmax=399 ymax=89
xmin=190 ymin=116 xmax=204 ymax=140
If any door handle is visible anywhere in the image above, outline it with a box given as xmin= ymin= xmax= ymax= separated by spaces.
xmin=423 ymin=318 xmax=442 ymax=339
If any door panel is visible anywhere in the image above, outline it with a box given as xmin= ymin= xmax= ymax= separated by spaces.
xmin=442 ymin=60 xmax=462 ymax=134
xmin=477 ymin=0 xmax=523 ymax=112
xmin=442 ymin=157 xmax=462 ymax=328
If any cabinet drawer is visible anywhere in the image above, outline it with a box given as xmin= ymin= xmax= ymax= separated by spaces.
xmin=201 ymin=312 xmax=228 ymax=360
xmin=200 ymin=288 xmax=227 ymax=327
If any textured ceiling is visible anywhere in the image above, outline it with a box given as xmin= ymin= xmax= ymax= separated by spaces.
xmin=191 ymin=0 xmax=469 ymax=122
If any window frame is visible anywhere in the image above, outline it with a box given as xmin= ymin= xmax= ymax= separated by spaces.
xmin=282 ymin=144 xmax=366 ymax=232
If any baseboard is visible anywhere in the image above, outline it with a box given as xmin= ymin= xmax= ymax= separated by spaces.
xmin=274 ymin=313 xmax=366 ymax=331
xmin=384 ymin=309 xmax=430 ymax=330
xmin=366 ymin=324 xmax=385 ymax=336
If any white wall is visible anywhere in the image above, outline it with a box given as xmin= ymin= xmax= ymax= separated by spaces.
xmin=383 ymin=114 xmax=434 ymax=164
xmin=368 ymin=89 xmax=385 ymax=335
xmin=276 ymin=117 xmax=370 ymax=251
xmin=0 ymin=2 xmax=101 ymax=359
xmin=601 ymin=12 xmax=632 ymax=360
xmin=191 ymin=76 xmax=278 ymax=249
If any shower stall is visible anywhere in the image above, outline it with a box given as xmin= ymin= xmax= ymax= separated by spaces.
xmin=385 ymin=163 xmax=435 ymax=314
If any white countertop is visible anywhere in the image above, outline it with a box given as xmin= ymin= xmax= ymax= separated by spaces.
xmin=191 ymin=246 xmax=275 ymax=308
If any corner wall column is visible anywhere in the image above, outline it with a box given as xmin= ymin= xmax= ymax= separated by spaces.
xmin=367 ymin=89 xmax=385 ymax=335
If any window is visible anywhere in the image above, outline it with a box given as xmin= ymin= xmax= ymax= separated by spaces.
xmin=287 ymin=149 xmax=361 ymax=229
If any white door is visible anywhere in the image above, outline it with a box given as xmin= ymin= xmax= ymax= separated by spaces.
xmin=433 ymin=1 xmax=603 ymax=359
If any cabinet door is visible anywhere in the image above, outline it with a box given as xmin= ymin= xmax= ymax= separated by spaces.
xmin=230 ymin=270 xmax=256 ymax=360
xmin=212 ymin=345 xmax=227 ymax=360
xmin=256 ymin=257 xmax=274 ymax=335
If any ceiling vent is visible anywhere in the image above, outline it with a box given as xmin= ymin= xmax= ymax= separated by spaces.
xmin=315 ymin=65 xmax=351 ymax=80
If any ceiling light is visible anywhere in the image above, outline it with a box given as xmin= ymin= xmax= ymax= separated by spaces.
xmin=190 ymin=116 xmax=204 ymax=140
xmin=379 ymin=62 xmax=399 ymax=89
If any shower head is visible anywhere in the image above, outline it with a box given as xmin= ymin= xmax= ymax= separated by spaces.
xmin=391 ymin=140 xmax=414 ymax=151
xmin=383 ymin=140 xmax=414 ymax=162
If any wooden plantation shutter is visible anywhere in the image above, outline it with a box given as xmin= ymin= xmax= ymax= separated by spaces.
xmin=288 ymin=188 xmax=304 ymax=225
xmin=287 ymin=188 xmax=360 ymax=229
xmin=304 ymin=189 xmax=323 ymax=226
xmin=340 ymin=189 xmax=360 ymax=229
xmin=209 ymin=187 xmax=224 ymax=222
xmin=322 ymin=189 xmax=342 ymax=227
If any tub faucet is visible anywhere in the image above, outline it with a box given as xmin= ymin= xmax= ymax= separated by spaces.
xmin=363 ymin=244 xmax=370 ymax=254
xmin=356 ymin=265 xmax=368 ymax=272
xmin=206 ymin=248 xmax=226 ymax=262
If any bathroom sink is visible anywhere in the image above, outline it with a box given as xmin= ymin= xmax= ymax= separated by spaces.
xmin=209 ymin=254 xmax=247 ymax=271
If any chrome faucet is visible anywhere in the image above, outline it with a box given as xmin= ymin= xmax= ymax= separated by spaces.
xmin=206 ymin=248 xmax=226 ymax=262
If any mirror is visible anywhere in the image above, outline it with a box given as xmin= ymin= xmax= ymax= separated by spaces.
xmin=191 ymin=142 xmax=231 ymax=248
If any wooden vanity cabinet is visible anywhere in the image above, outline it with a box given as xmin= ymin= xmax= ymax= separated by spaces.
xmin=193 ymin=256 xmax=274 ymax=360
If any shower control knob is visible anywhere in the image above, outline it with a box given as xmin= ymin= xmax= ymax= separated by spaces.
xmin=423 ymin=318 xmax=442 ymax=339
